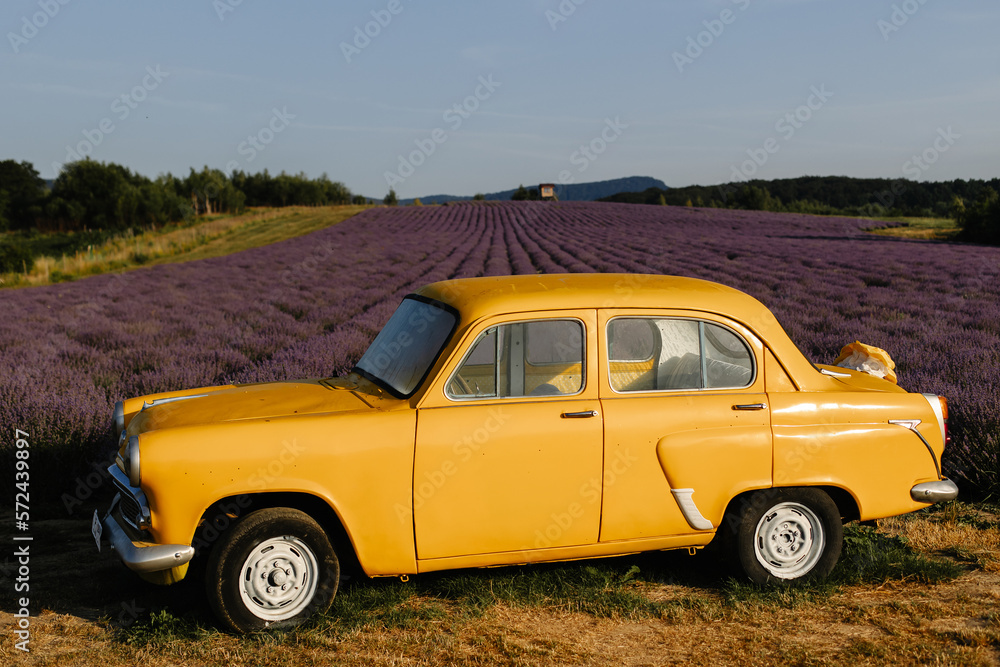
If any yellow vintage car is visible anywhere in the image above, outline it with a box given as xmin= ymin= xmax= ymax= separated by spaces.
xmin=94 ymin=274 xmax=957 ymax=632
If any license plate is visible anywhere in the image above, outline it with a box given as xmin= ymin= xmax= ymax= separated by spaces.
xmin=92 ymin=510 xmax=103 ymax=552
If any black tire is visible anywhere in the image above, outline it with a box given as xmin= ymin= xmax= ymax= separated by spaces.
xmin=728 ymin=488 xmax=842 ymax=585
xmin=205 ymin=507 xmax=339 ymax=633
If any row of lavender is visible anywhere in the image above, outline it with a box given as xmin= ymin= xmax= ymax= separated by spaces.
xmin=2 ymin=201 xmax=997 ymax=501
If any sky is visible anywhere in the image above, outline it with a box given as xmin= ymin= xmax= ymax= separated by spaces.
xmin=2 ymin=0 xmax=998 ymax=200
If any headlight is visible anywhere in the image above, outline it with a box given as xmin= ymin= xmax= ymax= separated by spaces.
xmin=114 ymin=401 xmax=125 ymax=440
xmin=127 ymin=435 xmax=141 ymax=487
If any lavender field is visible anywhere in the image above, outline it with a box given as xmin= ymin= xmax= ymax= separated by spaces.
xmin=2 ymin=201 xmax=998 ymax=500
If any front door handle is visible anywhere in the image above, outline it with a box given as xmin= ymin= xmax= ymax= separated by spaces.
xmin=732 ymin=403 xmax=767 ymax=411
xmin=562 ymin=410 xmax=598 ymax=419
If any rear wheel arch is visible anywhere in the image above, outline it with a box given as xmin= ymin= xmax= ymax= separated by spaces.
xmin=718 ymin=484 xmax=858 ymax=533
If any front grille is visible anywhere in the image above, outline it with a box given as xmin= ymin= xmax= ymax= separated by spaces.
xmin=109 ymin=470 xmax=149 ymax=531
xmin=118 ymin=491 xmax=143 ymax=529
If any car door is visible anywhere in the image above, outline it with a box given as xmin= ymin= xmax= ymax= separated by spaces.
xmin=413 ymin=310 xmax=603 ymax=560
xmin=597 ymin=310 xmax=772 ymax=541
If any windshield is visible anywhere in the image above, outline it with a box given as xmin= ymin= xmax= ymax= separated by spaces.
xmin=354 ymin=296 xmax=458 ymax=397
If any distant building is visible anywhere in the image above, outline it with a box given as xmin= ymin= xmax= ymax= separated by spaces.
xmin=539 ymin=183 xmax=556 ymax=200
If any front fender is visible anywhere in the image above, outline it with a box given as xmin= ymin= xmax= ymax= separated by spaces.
xmin=139 ymin=410 xmax=418 ymax=576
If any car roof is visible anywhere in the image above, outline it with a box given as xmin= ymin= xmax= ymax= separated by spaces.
xmin=415 ymin=273 xmax=828 ymax=391
xmin=416 ymin=273 xmax=767 ymax=325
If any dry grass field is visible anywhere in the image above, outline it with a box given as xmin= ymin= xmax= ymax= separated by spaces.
xmin=1 ymin=501 xmax=997 ymax=666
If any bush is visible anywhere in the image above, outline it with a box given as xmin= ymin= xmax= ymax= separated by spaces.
xmin=0 ymin=238 xmax=35 ymax=273
xmin=956 ymin=188 xmax=1000 ymax=245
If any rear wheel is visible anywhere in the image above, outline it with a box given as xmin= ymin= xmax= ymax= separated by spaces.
xmin=205 ymin=507 xmax=339 ymax=633
xmin=729 ymin=488 xmax=842 ymax=584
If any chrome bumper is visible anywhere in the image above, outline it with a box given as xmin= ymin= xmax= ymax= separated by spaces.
xmin=910 ymin=478 xmax=959 ymax=504
xmin=100 ymin=495 xmax=194 ymax=574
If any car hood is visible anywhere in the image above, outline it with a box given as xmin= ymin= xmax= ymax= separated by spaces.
xmin=127 ymin=378 xmax=395 ymax=435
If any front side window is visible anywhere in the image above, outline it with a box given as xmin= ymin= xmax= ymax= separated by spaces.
xmin=448 ymin=319 xmax=584 ymax=399
xmin=354 ymin=296 xmax=458 ymax=397
xmin=607 ymin=317 xmax=753 ymax=392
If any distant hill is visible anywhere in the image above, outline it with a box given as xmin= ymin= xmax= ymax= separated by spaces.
xmin=400 ymin=176 xmax=668 ymax=205
xmin=600 ymin=175 xmax=1000 ymax=220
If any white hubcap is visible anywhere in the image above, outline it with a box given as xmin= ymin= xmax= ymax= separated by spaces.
xmin=753 ymin=502 xmax=825 ymax=579
xmin=239 ymin=536 xmax=319 ymax=621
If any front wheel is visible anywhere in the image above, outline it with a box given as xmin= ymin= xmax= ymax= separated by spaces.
xmin=205 ymin=507 xmax=340 ymax=633
xmin=729 ymin=488 xmax=842 ymax=585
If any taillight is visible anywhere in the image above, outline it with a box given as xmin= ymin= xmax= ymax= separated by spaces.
xmin=938 ymin=395 xmax=950 ymax=446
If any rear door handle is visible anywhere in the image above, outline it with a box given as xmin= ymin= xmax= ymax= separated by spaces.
xmin=732 ymin=403 xmax=767 ymax=411
xmin=562 ymin=410 xmax=598 ymax=418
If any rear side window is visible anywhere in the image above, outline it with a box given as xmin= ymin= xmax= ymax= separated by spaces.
xmin=607 ymin=318 xmax=753 ymax=392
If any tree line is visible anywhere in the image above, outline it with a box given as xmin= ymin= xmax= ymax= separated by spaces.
xmin=0 ymin=158 xmax=361 ymax=235
xmin=600 ymin=176 xmax=1000 ymax=245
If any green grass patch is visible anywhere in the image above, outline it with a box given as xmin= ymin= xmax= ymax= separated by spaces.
xmin=116 ymin=609 xmax=218 ymax=646
xmin=1 ymin=205 xmax=370 ymax=289
xmin=867 ymin=216 xmax=960 ymax=240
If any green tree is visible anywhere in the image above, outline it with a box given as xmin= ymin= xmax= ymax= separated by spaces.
xmin=957 ymin=188 xmax=1000 ymax=245
xmin=511 ymin=184 xmax=529 ymax=201
xmin=183 ymin=166 xmax=245 ymax=215
xmin=0 ymin=160 xmax=46 ymax=231
xmin=0 ymin=189 xmax=9 ymax=231
xmin=383 ymin=189 xmax=398 ymax=206
xmin=473 ymin=193 xmax=486 ymax=201
xmin=412 ymin=198 xmax=423 ymax=206
xmin=352 ymin=194 xmax=367 ymax=205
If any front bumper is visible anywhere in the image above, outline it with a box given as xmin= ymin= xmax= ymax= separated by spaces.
xmin=910 ymin=478 xmax=959 ymax=504
xmin=99 ymin=494 xmax=195 ymax=574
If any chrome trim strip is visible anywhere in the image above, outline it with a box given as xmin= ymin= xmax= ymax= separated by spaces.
xmin=100 ymin=500 xmax=194 ymax=574
xmin=921 ymin=393 xmax=946 ymax=447
xmin=820 ymin=368 xmax=851 ymax=378
xmin=140 ymin=393 xmax=209 ymax=411
xmin=889 ymin=419 xmax=941 ymax=478
xmin=671 ymin=488 xmax=714 ymax=531
xmin=108 ymin=465 xmax=151 ymax=530
xmin=910 ymin=478 xmax=959 ymax=503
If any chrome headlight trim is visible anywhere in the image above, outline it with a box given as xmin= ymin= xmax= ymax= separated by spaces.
xmin=127 ymin=435 xmax=141 ymax=487
xmin=114 ymin=401 xmax=125 ymax=440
